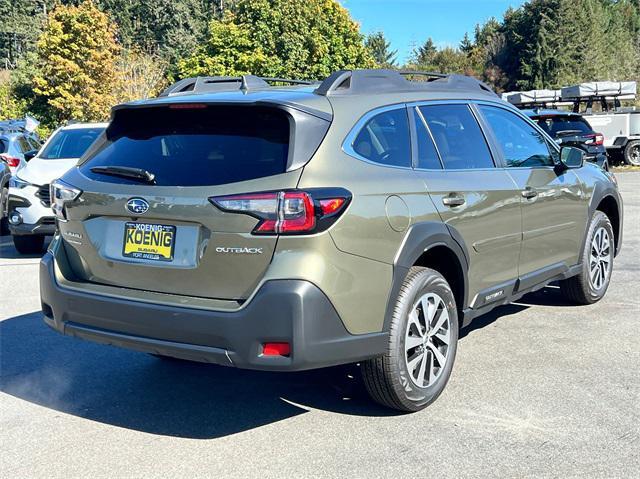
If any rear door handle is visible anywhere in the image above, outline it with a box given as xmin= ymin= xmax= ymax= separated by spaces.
xmin=442 ymin=194 xmax=465 ymax=207
xmin=521 ymin=187 xmax=538 ymax=199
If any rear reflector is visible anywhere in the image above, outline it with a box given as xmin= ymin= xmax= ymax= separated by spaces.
xmin=262 ymin=342 xmax=290 ymax=357
xmin=319 ymin=198 xmax=346 ymax=215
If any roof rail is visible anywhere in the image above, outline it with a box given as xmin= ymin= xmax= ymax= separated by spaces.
xmin=159 ymin=75 xmax=318 ymax=97
xmin=0 ymin=119 xmax=27 ymax=134
xmin=314 ymin=69 xmax=496 ymax=97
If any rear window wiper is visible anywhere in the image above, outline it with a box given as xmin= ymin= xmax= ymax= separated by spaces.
xmin=90 ymin=165 xmax=156 ymax=184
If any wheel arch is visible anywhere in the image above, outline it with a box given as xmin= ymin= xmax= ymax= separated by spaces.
xmin=595 ymin=195 xmax=621 ymax=255
xmin=586 ymin=175 xmax=623 ymax=256
xmin=384 ymin=222 xmax=469 ymax=331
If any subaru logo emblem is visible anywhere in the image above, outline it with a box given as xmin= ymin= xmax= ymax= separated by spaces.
xmin=126 ymin=198 xmax=149 ymax=215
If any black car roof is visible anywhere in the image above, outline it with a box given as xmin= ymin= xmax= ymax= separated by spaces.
xmin=522 ymin=108 xmax=584 ymax=119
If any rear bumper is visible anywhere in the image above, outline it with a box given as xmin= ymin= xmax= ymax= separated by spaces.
xmin=40 ymin=252 xmax=387 ymax=371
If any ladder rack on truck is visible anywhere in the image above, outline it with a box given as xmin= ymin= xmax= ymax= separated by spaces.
xmin=502 ymin=89 xmax=572 ymax=109
xmin=562 ymin=82 xmax=639 ymax=165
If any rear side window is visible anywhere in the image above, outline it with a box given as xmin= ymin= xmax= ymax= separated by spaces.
xmin=419 ymin=104 xmax=494 ymax=170
xmin=81 ymin=106 xmax=290 ymax=186
xmin=352 ymin=108 xmax=411 ymax=168
xmin=0 ymin=139 xmax=6 ymax=154
xmin=40 ymin=128 xmax=103 ymax=160
xmin=17 ymin=137 xmax=32 ymax=153
xmin=413 ymin=108 xmax=442 ymax=169
xmin=480 ymin=106 xmax=554 ymax=167
xmin=28 ymin=138 xmax=41 ymax=150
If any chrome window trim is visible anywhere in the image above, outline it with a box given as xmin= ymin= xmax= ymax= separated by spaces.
xmin=474 ymin=101 xmax=560 ymax=169
xmin=342 ymin=98 xmax=562 ymax=173
xmin=341 ymin=103 xmax=414 ymax=171
xmin=410 ymin=100 xmax=498 ymax=171
xmin=413 ymin=106 xmax=445 ymax=170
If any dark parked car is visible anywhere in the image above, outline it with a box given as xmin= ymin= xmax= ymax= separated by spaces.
xmin=523 ymin=109 xmax=609 ymax=170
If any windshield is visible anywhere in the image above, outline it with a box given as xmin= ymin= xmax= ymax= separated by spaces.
xmin=40 ymin=127 xmax=104 ymax=160
xmin=534 ymin=116 xmax=593 ymax=138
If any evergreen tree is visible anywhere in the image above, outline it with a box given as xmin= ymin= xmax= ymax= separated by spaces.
xmin=411 ymin=38 xmax=437 ymax=66
xmin=365 ymin=31 xmax=398 ymax=68
xmin=459 ymin=32 xmax=474 ymax=54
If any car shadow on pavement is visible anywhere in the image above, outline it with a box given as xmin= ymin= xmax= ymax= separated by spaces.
xmin=513 ymin=284 xmax=581 ymax=307
xmin=0 ymin=311 xmax=399 ymax=439
xmin=0 ymin=236 xmax=50 ymax=260
xmin=458 ymin=302 xmax=528 ymax=339
xmin=1 ymin=288 xmax=563 ymax=438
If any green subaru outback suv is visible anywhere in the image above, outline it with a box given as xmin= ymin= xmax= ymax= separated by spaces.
xmin=40 ymin=70 xmax=623 ymax=411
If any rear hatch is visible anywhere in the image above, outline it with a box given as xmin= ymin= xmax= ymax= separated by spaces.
xmin=58 ymin=101 xmax=330 ymax=300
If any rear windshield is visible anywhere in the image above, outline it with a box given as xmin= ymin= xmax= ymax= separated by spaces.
xmin=40 ymin=127 xmax=104 ymax=159
xmin=534 ymin=116 xmax=592 ymax=137
xmin=80 ymin=106 xmax=290 ymax=187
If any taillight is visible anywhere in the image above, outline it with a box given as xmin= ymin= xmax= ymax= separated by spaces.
xmin=0 ymin=154 xmax=20 ymax=168
xmin=50 ymin=179 xmax=82 ymax=219
xmin=210 ymin=188 xmax=351 ymax=235
xmin=585 ymin=133 xmax=604 ymax=146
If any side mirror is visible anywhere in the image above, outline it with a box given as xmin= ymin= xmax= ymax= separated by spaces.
xmin=559 ymin=146 xmax=584 ymax=169
xmin=24 ymin=149 xmax=38 ymax=162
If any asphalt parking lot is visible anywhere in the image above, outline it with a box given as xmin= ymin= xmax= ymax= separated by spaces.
xmin=1 ymin=173 xmax=638 ymax=479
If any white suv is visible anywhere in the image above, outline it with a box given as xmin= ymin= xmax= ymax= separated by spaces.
xmin=8 ymin=123 xmax=107 ymax=254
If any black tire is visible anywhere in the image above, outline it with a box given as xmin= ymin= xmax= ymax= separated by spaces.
xmin=361 ymin=267 xmax=458 ymax=412
xmin=12 ymin=234 xmax=45 ymax=255
xmin=624 ymin=140 xmax=640 ymax=166
xmin=560 ymin=211 xmax=614 ymax=305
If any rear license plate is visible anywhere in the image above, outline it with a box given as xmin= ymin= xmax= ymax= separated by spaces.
xmin=122 ymin=222 xmax=176 ymax=262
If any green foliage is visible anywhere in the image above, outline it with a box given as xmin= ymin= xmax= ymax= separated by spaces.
xmin=32 ymin=0 xmax=120 ymax=122
xmin=178 ymin=0 xmax=375 ymax=80
xmin=408 ymin=38 xmax=480 ymax=76
xmin=494 ymin=0 xmax=640 ymax=90
xmin=0 ymin=72 xmax=27 ymax=120
xmin=177 ymin=12 xmax=278 ymax=77
xmin=411 ymin=38 xmax=437 ymax=66
xmin=365 ymin=31 xmax=398 ymax=68
xmin=0 ymin=0 xmax=48 ymax=68
xmin=96 ymin=0 xmax=212 ymax=67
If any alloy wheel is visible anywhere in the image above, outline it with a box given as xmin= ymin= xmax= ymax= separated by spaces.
xmin=630 ymin=144 xmax=640 ymax=166
xmin=589 ymin=227 xmax=611 ymax=291
xmin=404 ymin=292 xmax=451 ymax=388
